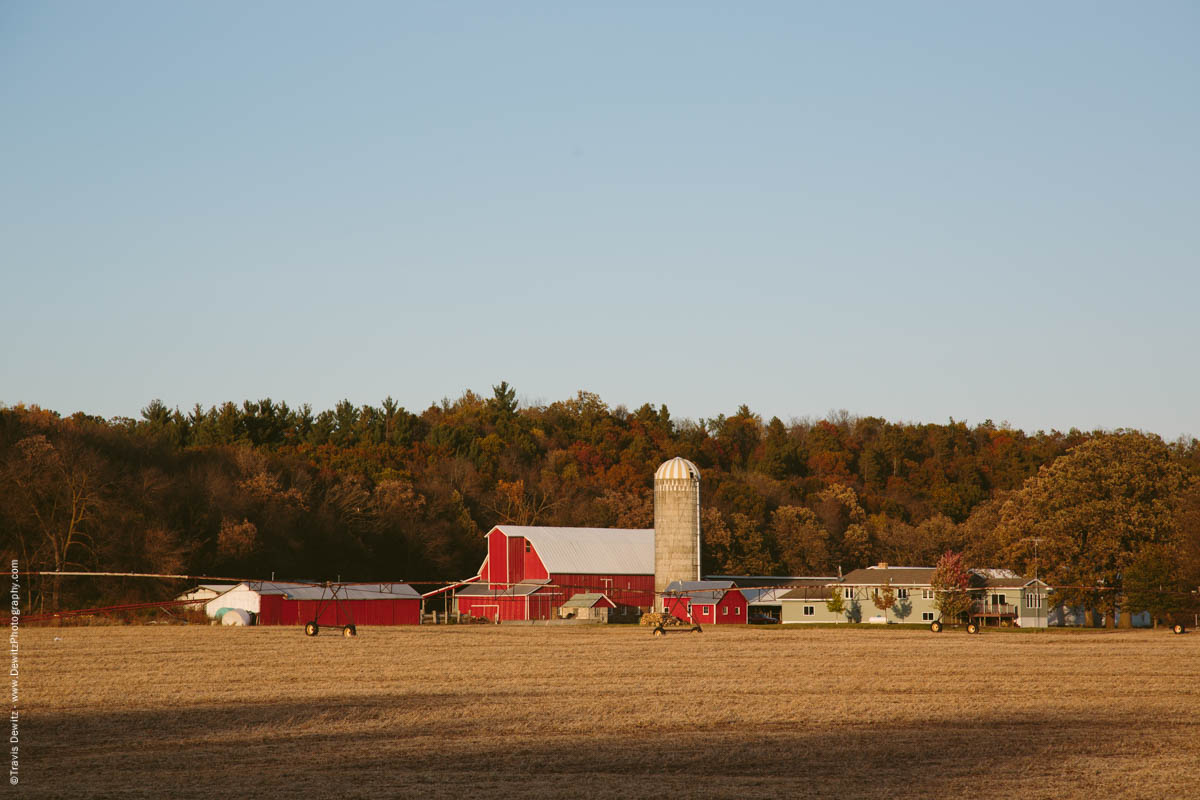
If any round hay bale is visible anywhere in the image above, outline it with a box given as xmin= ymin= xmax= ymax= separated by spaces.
xmin=221 ymin=609 xmax=251 ymax=626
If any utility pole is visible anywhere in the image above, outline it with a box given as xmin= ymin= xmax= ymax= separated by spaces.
xmin=1021 ymin=537 xmax=1044 ymax=629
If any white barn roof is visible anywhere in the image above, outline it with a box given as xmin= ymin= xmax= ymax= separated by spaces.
xmin=493 ymin=526 xmax=653 ymax=575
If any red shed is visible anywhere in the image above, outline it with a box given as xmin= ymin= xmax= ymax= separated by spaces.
xmin=206 ymin=581 xmax=422 ymax=626
xmin=662 ymin=580 xmax=747 ymax=625
xmin=456 ymin=526 xmax=654 ymax=621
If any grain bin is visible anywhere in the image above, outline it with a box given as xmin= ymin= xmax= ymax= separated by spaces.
xmin=654 ymin=457 xmax=701 ymax=598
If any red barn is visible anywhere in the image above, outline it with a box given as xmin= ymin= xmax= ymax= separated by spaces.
xmin=206 ymin=581 xmax=422 ymax=626
xmin=662 ymin=580 xmax=747 ymax=625
xmin=456 ymin=526 xmax=654 ymax=622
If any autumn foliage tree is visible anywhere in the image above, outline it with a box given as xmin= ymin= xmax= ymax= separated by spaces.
xmin=930 ymin=550 xmax=973 ymax=625
xmin=993 ymin=431 xmax=1189 ymax=626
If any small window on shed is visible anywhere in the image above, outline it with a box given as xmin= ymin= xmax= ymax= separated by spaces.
xmin=803 ymin=605 xmax=815 ymax=616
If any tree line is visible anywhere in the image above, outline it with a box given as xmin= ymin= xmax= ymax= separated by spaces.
xmin=2 ymin=383 xmax=1198 ymax=620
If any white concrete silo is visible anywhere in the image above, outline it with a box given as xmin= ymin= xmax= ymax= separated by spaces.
xmin=653 ymin=457 xmax=701 ymax=598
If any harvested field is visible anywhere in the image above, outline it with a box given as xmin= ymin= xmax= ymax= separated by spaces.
xmin=30 ymin=625 xmax=1200 ymax=799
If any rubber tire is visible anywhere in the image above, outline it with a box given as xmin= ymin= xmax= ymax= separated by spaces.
xmin=930 ymin=621 xmax=943 ymax=633
xmin=966 ymin=622 xmax=979 ymax=635
xmin=342 ymin=624 xmax=357 ymax=637
xmin=304 ymin=621 xmax=319 ymax=637
xmin=1173 ymin=623 xmax=1185 ymax=635
xmin=652 ymin=627 xmax=665 ymax=637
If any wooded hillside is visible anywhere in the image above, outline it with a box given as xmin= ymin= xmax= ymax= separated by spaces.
xmin=3 ymin=383 xmax=1198 ymax=614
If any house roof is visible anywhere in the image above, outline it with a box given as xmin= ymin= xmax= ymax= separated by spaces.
xmin=560 ymin=593 xmax=616 ymax=609
xmin=838 ymin=566 xmax=1045 ymax=590
xmin=493 ymin=526 xmax=653 ymax=575
xmin=665 ymin=580 xmax=736 ymax=603
xmin=840 ymin=567 xmax=935 ymax=586
xmin=228 ymin=581 xmax=420 ymax=601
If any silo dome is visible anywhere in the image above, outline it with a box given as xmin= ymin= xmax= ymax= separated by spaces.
xmin=654 ymin=457 xmax=700 ymax=482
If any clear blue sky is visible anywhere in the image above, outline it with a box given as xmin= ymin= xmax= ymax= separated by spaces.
xmin=3 ymin=2 xmax=1198 ymax=439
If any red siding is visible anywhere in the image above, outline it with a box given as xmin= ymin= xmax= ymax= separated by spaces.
xmin=507 ymin=536 xmax=525 ymax=584
xmin=659 ymin=590 xmax=746 ymax=624
xmin=524 ymin=546 xmax=548 ymax=581
xmin=714 ymin=590 xmax=748 ymax=624
xmin=663 ymin=596 xmax=693 ymax=622
xmin=256 ymin=597 xmax=420 ymax=626
xmin=551 ymin=573 xmax=654 ymax=609
xmin=488 ymin=531 xmax=508 ymax=589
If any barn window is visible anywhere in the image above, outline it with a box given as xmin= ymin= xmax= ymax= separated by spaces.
xmin=722 ymin=607 xmax=728 ymax=616
xmin=525 ymin=540 xmax=531 ymax=553
xmin=734 ymin=606 xmax=741 ymax=615
xmin=803 ymin=605 xmax=815 ymax=616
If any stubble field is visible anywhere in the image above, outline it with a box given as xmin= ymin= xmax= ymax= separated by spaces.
xmin=28 ymin=624 xmax=1200 ymax=799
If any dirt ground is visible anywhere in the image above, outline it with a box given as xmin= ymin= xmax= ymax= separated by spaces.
xmin=26 ymin=624 xmax=1200 ymax=799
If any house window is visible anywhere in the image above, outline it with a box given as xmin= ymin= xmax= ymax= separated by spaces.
xmin=897 ymin=588 xmax=909 ymax=599
xmin=803 ymin=605 xmax=815 ymax=616
xmin=994 ymin=594 xmax=1007 ymax=606
xmin=841 ymin=587 xmax=854 ymax=600
xmin=922 ymin=589 xmax=934 ymax=600
xmin=1025 ymin=593 xmax=1043 ymax=609
xmin=922 ymin=612 xmax=934 ymax=621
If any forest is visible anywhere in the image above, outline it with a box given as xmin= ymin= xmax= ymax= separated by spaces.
xmin=3 ymin=383 xmax=1199 ymax=619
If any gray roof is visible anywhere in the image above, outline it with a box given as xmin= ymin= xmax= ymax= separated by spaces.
xmin=234 ymin=581 xmax=420 ymax=600
xmin=493 ymin=526 xmax=653 ymax=575
xmin=710 ymin=575 xmax=835 ymax=588
xmin=779 ymin=585 xmax=835 ymax=601
xmin=665 ymin=580 xmax=736 ymax=603
xmin=840 ymin=567 xmax=935 ymax=586
xmin=560 ymin=593 xmax=615 ymax=609
xmin=456 ymin=581 xmax=548 ymax=598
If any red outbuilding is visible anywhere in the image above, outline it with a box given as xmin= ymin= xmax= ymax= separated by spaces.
xmin=456 ymin=526 xmax=654 ymax=622
xmin=661 ymin=580 xmax=747 ymax=625
xmin=205 ymin=581 xmax=422 ymax=626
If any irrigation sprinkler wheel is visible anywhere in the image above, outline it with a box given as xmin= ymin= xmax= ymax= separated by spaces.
xmin=691 ymin=626 xmax=702 ymax=634
xmin=1173 ymin=623 xmax=1185 ymax=635
xmin=966 ymin=622 xmax=979 ymax=635
xmin=304 ymin=621 xmax=319 ymax=637
xmin=342 ymin=624 xmax=357 ymax=637
xmin=652 ymin=626 xmax=665 ymax=637
xmin=930 ymin=621 xmax=943 ymax=633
